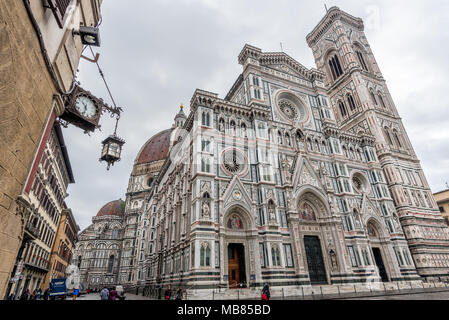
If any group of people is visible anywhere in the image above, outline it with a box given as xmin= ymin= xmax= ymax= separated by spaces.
xmin=99 ymin=287 xmax=120 ymax=300
xmin=163 ymin=286 xmax=183 ymax=300
xmin=16 ymin=288 xmax=50 ymax=300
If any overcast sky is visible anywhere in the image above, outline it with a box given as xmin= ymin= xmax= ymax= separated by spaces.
xmin=63 ymin=0 xmax=449 ymax=231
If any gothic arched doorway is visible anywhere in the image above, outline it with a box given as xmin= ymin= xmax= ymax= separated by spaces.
xmin=223 ymin=205 xmax=256 ymax=290
xmin=297 ymin=191 xmax=329 ymax=285
xmin=367 ymin=220 xmax=389 ymax=282
xmin=226 ymin=213 xmax=247 ymax=289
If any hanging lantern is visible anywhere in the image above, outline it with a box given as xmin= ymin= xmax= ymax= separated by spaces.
xmin=100 ymin=134 xmax=125 ymax=170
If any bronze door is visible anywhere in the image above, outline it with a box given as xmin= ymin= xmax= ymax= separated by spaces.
xmin=372 ymin=248 xmax=389 ymax=282
xmin=228 ymin=244 xmax=246 ymax=288
xmin=304 ymin=236 xmax=328 ymax=285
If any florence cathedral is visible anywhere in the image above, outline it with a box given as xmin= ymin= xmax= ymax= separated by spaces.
xmin=72 ymin=7 xmax=449 ymax=297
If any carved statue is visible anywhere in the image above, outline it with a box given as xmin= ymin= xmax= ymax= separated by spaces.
xmin=330 ymin=250 xmax=338 ymax=271
xmin=201 ymin=201 xmax=210 ymax=218
xmin=268 ymin=205 xmax=276 ymax=221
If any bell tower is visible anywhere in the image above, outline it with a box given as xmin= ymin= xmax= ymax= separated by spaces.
xmin=307 ymin=7 xmax=449 ymax=280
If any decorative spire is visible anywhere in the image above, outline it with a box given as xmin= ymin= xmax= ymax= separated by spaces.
xmin=173 ymin=103 xmax=186 ymax=128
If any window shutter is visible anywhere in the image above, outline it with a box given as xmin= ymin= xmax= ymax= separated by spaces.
xmin=47 ymin=0 xmax=72 ymax=28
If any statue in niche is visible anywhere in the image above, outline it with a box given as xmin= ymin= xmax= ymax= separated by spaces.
xmin=202 ymin=201 xmax=210 ymax=218
xmin=281 ymin=158 xmax=292 ymax=183
xmin=329 ymin=250 xmax=338 ymax=271
xmin=268 ymin=200 xmax=276 ymax=222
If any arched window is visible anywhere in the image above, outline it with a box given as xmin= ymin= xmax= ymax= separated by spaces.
xmin=218 ymin=118 xmax=225 ymax=133
xmin=201 ymin=158 xmax=211 ymax=173
xmin=277 ymin=131 xmax=283 ymax=145
xmin=378 ymin=94 xmax=387 ymax=109
xmin=112 ymin=228 xmax=118 ymax=240
xmin=356 ymin=50 xmax=368 ymax=71
xmin=321 ymin=141 xmax=328 ymax=154
xmin=201 ymin=112 xmax=208 ymax=126
xmin=241 ymin=123 xmax=247 ymax=137
xmin=328 ymin=54 xmax=344 ymax=81
xmin=285 ymin=133 xmax=291 ymax=146
xmin=393 ymin=130 xmax=403 ymax=148
xmin=271 ymin=245 xmax=281 ymax=266
xmin=307 ymin=138 xmax=313 ymax=150
xmin=370 ymin=91 xmax=377 ymax=106
xmin=296 ymin=130 xmax=303 ymax=147
xmin=347 ymin=93 xmax=357 ymax=111
xmin=230 ymin=120 xmax=236 ymax=135
xmin=200 ymin=243 xmax=211 ymax=267
xmin=383 ymin=128 xmax=393 ymax=146
xmin=108 ymin=255 xmax=115 ymax=273
xmin=339 ymin=101 xmax=348 ymax=118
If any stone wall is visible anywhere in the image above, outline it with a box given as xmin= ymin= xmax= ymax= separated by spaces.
xmin=0 ymin=1 xmax=58 ymax=298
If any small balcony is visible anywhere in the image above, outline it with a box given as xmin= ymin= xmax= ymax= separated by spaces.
xmin=24 ymin=222 xmax=40 ymax=240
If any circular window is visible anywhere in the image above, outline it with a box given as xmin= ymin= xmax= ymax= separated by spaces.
xmin=221 ymin=148 xmax=248 ymax=176
xmin=278 ymin=100 xmax=299 ymax=120
xmin=275 ymin=91 xmax=308 ymax=123
xmin=352 ymin=173 xmax=369 ymax=193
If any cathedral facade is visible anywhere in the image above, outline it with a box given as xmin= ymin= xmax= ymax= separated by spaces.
xmin=74 ymin=7 xmax=449 ymax=296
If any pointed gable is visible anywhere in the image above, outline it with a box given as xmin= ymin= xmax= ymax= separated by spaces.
xmin=222 ymin=176 xmax=253 ymax=212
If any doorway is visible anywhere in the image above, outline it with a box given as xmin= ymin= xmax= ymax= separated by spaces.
xmin=372 ymin=248 xmax=389 ymax=282
xmin=227 ymin=244 xmax=246 ymax=289
xmin=304 ymin=236 xmax=328 ymax=285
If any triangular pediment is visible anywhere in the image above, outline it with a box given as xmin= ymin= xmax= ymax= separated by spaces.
xmin=293 ymin=157 xmax=324 ymax=192
xmin=222 ymin=176 xmax=253 ymax=212
xmin=360 ymin=194 xmax=382 ymax=220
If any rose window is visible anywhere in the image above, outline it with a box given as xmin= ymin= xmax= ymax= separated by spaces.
xmin=222 ymin=148 xmax=247 ymax=176
xmin=275 ymin=91 xmax=308 ymax=123
xmin=278 ymin=100 xmax=299 ymax=120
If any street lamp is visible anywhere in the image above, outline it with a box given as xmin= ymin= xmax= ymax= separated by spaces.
xmin=100 ymin=134 xmax=125 ymax=170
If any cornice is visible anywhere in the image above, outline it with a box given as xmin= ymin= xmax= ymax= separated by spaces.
xmin=306 ymin=7 xmax=364 ymax=47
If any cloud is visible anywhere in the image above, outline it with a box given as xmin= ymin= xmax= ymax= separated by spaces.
xmin=64 ymin=0 xmax=449 ymax=231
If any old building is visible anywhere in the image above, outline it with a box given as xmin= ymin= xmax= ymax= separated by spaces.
xmin=72 ymin=200 xmax=125 ymax=290
xmin=5 ymin=123 xmax=75 ymax=298
xmin=0 ymin=0 xmax=102 ymax=298
xmin=42 ymin=208 xmax=79 ymax=289
xmin=73 ymin=7 xmax=449 ymax=298
xmin=435 ymin=189 xmax=449 ymax=226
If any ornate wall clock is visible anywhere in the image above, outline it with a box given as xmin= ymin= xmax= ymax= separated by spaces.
xmin=60 ymin=85 xmax=106 ymax=132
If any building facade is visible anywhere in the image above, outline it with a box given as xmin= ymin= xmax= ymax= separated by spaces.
xmin=0 ymin=0 xmax=102 ymax=298
xmin=74 ymin=7 xmax=449 ymax=297
xmin=435 ymin=189 xmax=449 ymax=226
xmin=42 ymin=208 xmax=79 ymax=289
xmin=72 ymin=200 xmax=125 ymax=290
xmin=5 ymin=123 xmax=75 ymax=298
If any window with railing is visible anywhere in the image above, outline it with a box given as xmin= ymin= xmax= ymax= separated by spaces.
xmin=47 ymin=0 xmax=72 ymax=28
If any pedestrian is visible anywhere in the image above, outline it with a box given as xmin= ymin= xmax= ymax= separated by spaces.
xmin=164 ymin=285 xmax=171 ymax=300
xmin=100 ymin=287 xmax=109 ymax=301
xmin=20 ymin=290 xmax=28 ymax=301
xmin=109 ymin=287 xmax=118 ymax=301
xmin=31 ymin=289 xmax=37 ymax=300
xmin=175 ymin=287 xmax=183 ymax=300
xmin=37 ymin=288 xmax=42 ymax=300
xmin=73 ymin=288 xmax=79 ymax=301
xmin=43 ymin=288 xmax=49 ymax=300
xmin=261 ymin=283 xmax=270 ymax=301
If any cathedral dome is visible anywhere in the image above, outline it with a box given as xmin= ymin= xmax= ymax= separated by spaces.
xmin=96 ymin=199 xmax=125 ymax=217
xmin=136 ymin=128 xmax=173 ymax=165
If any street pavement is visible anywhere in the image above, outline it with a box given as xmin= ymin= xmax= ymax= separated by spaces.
xmin=68 ymin=289 xmax=449 ymax=300
xmin=66 ymin=293 xmax=154 ymax=300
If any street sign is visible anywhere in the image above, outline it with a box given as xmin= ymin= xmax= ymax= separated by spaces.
xmin=12 ymin=260 xmax=24 ymax=282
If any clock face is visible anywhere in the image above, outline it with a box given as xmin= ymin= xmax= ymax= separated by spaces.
xmin=75 ymin=95 xmax=98 ymax=119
